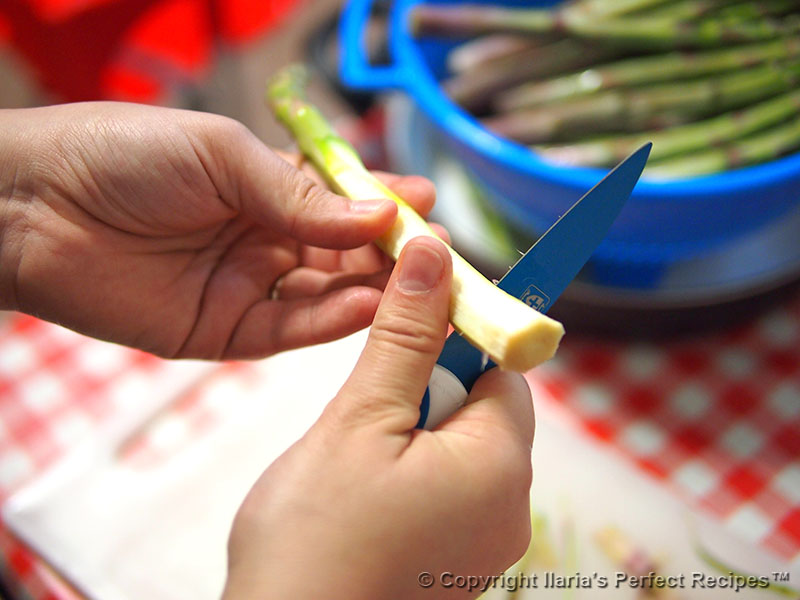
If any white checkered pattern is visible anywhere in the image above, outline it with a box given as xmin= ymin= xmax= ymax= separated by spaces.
xmin=530 ymin=290 xmax=800 ymax=563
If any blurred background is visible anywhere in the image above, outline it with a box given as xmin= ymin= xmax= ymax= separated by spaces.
xmin=0 ymin=1 xmax=798 ymax=599
xmin=0 ymin=0 xmax=350 ymax=141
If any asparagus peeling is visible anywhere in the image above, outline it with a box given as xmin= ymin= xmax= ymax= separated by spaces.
xmin=265 ymin=65 xmax=564 ymax=372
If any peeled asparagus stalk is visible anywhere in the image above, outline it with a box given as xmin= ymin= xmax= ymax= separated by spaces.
xmin=265 ymin=65 xmax=564 ymax=371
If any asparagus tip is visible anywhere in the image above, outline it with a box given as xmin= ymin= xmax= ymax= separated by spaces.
xmin=266 ymin=64 xmax=310 ymax=110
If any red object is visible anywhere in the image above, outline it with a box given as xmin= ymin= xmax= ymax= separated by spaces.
xmin=0 ymin=0 xmax=301 ymax=102
xmin=781 ymin=508 xmax=800 ymax=546
xmin=214 ymin=0 xmax=298 ymax=44
xmin=0 ymin=12 xmax=11 ymax=38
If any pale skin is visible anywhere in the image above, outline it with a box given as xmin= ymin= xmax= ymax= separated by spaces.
xmin=0 ymin=103 xmax=535 ymax=599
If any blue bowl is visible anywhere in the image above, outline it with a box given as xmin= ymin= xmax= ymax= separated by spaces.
xmin=340 ymin=0 xmax=800 ymax=284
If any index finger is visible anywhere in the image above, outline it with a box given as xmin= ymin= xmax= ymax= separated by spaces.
xmin=274 ymin=150 xmax=437 ymax=218
xmin=374 ymin=172 xmax=437 ymax=218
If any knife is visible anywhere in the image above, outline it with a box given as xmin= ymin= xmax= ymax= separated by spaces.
xmin=417 ymin=143 xmax=652 ymax=429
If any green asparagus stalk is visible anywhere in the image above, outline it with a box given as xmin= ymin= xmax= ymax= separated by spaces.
xmin=265 ymin=65 xmax=564 ymax=371
xmin=536 ymin=89 xmax=800 ymax=167
xmin=446 ymin=34 xmax=541 ymax=75
xmin=711 ymin=0 xmax=800 ymax=24
xmin=564 ymin=0 xmax=682 ymax=18
xmin=411 ymin=4 xmax=798 ymax=50
xmin=497 ymin=38 xmax=800 ymax=111
xmin=571 ymin=14 xmax=800 ymax=51
xmin=485 ymin=93 xmax=682 ymax=144
xmin=644 ymin=0 xmax=800 ymax=21
xmin=410 ymin=4 xmax=557 ymax=38
xmin=645 ymin=116 xmax=800 ymax=177
xmin=445 ymin=39 xmax=620 ymax=111
xmin=412 ymin=0 xmax=693 ymax=37
xmin=487 ymin=60 xmax=800 ymax=144
xmin=642 ymin=0 xmax=734 ymax=21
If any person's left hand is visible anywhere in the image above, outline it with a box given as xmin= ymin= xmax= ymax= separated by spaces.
xmin=0 ymin=102 xmax=436 ymax=359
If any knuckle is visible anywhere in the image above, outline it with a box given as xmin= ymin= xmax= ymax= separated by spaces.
xmin=188 ymin=112 xmax=251 ymax=156
xmin=292 ymin=174 xmax=322 ymax=209
xmin=284 ymin=174 xmax=329 ymax=236
xmin=369 ymin=314 xmax=444 ymax=357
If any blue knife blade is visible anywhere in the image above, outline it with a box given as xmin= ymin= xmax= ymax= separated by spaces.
xmin=418 ymin=143 xmax=652 ymax=429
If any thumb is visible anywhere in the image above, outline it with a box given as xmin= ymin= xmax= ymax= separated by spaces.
xmin=330 ymin=236 xmax=453 ymax=432
xmin=219 ymin=128 xmax=397 ymax=248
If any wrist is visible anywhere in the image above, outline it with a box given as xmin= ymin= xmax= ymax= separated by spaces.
xmin=0 ymin=108 xmax=33 ymax=311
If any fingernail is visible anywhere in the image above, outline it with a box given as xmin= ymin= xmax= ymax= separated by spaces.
xmin=350 ymin=199 xmax=390 ymax=213
xmin=398 ymin=242 xmax=443 ymax=292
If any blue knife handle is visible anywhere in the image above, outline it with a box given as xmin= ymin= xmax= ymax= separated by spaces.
xmin=416 ymin=332 xmax=497 ymax=429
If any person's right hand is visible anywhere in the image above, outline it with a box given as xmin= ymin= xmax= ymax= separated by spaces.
xmin=0 ymin=102 xmax=436 ymax=360
xmin=224 ymin=236 xmax=535 ymax=600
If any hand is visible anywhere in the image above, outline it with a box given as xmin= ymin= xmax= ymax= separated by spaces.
xmin=224 ymin=236 xmax=535 ymax=600
xmin=0 ymin=102 xmax=435 ymax=359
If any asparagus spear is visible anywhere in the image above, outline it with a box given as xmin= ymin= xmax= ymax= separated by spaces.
xmin=643 ymin=0 xmax=735 ymax=21
xmin=497 ymin=38 xmax=800 ymax=111
xmin=536 ymin=89 xmax=800 ymax=166
xmin=411 ymin=4 xmax=798 ymax=50
xmin=410 ymin=4 xmax=555 ymax=38
xmin=485 ymin=92 xmax=686 ymax=144
xmin=564 ymin=0 xmax=682 ymax=18
xmin=645 ymin=116 xmax=800 ymax=177
xmin=445 ymin=39 xmax=620 ymax=111
xmin=711 ymin=0 xmax=800 ymax=24
xmin=570 ymin=14 xmax=800 ymax=51
xmin=446 ymin=35 xmax=542 ymax=75
xmin=644 ymin=0 xmax=800 ymax=21
xmin=412 ymin=0 xmax=691 ymax=37
xmin=265 ymin=65 xmax=563 ymax=371
xmin=487 ymin=60 xmax=800 ymax=144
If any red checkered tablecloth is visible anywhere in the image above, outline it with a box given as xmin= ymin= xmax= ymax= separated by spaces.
xmin=530 ymin=290 xmax=800 ymax=563
xmin=0 ymin=287 xmax=799 ymax=598
xmin=0 ymin=314 xmax=254 ymax=599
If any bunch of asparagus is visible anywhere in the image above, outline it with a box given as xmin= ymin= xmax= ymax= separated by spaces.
xmin=411 ymin=0 xmax=800 ymax=177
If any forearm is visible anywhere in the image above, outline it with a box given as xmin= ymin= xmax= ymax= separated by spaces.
xmin=0 ymin=108 xmax=33 ymax=312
